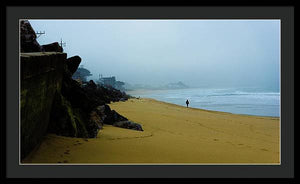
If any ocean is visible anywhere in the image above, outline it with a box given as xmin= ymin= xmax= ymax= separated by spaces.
xmin=127 ymin=87 xmax=280 ymax=117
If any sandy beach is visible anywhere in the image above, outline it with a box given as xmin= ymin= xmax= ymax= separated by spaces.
xmin=22 ymin=98 xmax=280 ymax=164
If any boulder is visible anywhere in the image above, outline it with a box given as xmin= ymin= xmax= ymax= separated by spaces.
xmin=85 ymin=80 xmax=98 ymax=90
xmin=103 ymin=109 xmax=128 ymax=125
xmin=113 ymin=121 xmax=143 ymax=131
xmin=119 ymin=98 xmax=126 ymax=102
xmin=61 ymin=77 xmax=104 ymax=113
xmin=95 ymin=105 xmax=109 ymax=122
xmin=95 ymin=104 xmax=143 ymax=131
xmin=66 ymin=56 xmax=81 ymax=75
xmin=20 ymin=20 xmax=42 ymax=52
xmin=111 ymin=110 xmax=128 ymax=122
xmin=48 ymin=92 xmax=88 ymax=138
xmin=48 ymin=93 xmax=103 ymax=138
xmin=88 ymin=110 xmax=103 ymax=137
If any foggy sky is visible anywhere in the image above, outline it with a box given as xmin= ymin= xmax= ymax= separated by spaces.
xmin=29 ymin=20 xmax=280 ymax=91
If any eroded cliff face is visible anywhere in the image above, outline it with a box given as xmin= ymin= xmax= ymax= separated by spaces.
xmin=20 ymin=20 xmax=142 ymax=160
xmin=20 ymin=52 xmax=137 ymax=160
xmin=21 ymin=52 xmax=67 ymax=159
xmin=20 ymin=52 xmax=101 ymax=159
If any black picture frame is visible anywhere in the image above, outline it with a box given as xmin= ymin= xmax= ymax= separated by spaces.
xmin=2 ymin=3 xmax=295 ymax=183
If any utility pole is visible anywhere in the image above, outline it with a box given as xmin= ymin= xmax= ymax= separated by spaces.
xmin=35 ymin=31 xmax=45 ymax=39
xmin=60 ymin=38 xmax=66 ymax=48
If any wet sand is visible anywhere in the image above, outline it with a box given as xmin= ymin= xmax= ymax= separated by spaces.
xmin=22 ymin=98 xmax=280 ymax=164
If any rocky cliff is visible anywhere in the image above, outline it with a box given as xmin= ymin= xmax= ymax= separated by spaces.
xmin=21 ymin=51 xmax=140 ymax=160
xmin=20 ymin=20 xmax=142 ymax=160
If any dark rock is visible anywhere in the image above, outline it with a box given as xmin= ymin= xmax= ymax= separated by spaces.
xmin=41 ymin=42 xmax=63 ymax=52
xmin=103 ymin=109 xmax=128 ymax=125
xmin=113 ymin=121 xmax=143 ymax=131
xmin=86 ymin=80 xmax=98 ymax=90
xmin=119 ymin=98 xmax=126 ymax=102
xmin=66 ymin=56 xmax=81 ymax=75
xmin=88 ymin=110 xmax=103 ymax=137
xmin=20 ymin=20 xmax=42 ymax=52
xmin=61 ymin=77 xmax=104 ymax=113
xmin=95 ymin=105 xmax=110 ymax=122
xmin=89 ymin=110 xmax=103 ymax=127
xmin=111 ymin=110 xmax=128 ymax=122
xmin=48 ymin=92 xmax=88 ymax=138
xmin=81 ymin=82 xmax=131 ymax=104
xmin=49 ymin=92 xmax=103 ymax=138
xmin=95 ymin=104 xmax=143 ymax=131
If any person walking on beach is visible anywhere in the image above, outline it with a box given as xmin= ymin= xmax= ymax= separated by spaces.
xmin=186 ymin=99 xmax=189 ymax=108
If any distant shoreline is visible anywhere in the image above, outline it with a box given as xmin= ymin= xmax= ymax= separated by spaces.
xmin=136 ymin=97 xmax=280 ymax=119
xmin=126 ymin=88 xmax=280 ymax=118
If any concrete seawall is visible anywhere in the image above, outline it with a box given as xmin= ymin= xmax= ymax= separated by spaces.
xmin=21 ymin=52 xmax=67 ymax=159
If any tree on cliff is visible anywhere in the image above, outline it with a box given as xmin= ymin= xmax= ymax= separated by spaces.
xmin=72 ymin=65 xmax=92 ymax=82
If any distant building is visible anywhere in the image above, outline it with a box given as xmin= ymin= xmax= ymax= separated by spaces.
xmin=100 ymin=76 xmax=116 ymax=86
xmin=115 ymin=81 xmax=125 ymax=90
xmin=97 ymin=75 xmax=125 ymax=91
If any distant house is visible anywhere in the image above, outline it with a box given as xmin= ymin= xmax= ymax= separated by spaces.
xmin=97 ymin=75 xmax=125 ymax=91
xmin=100 ymin=76 xmax=116 ymax=87
xmin=115 ymin=81 xmax=125 ymax=90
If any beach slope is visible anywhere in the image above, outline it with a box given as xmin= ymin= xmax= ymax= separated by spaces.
xmin=23 ymin=98 xmax=280 ymax=164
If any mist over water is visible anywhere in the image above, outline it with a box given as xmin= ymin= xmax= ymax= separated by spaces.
xmin=29 ymin=20 xmax=280 ymax=116
xmin=29 ymin=20 xmax=280 ymax=91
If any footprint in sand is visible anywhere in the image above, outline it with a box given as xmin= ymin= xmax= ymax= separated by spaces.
xmin=238 ymin=143 xmax=244 ymax=146
xmin=213 ymin=139 xmax=219 ymax=141
xmin=63 ymin=160 xmax=68 ymax=163
xmin=64 ymin=150 xmax=70 ymax=155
